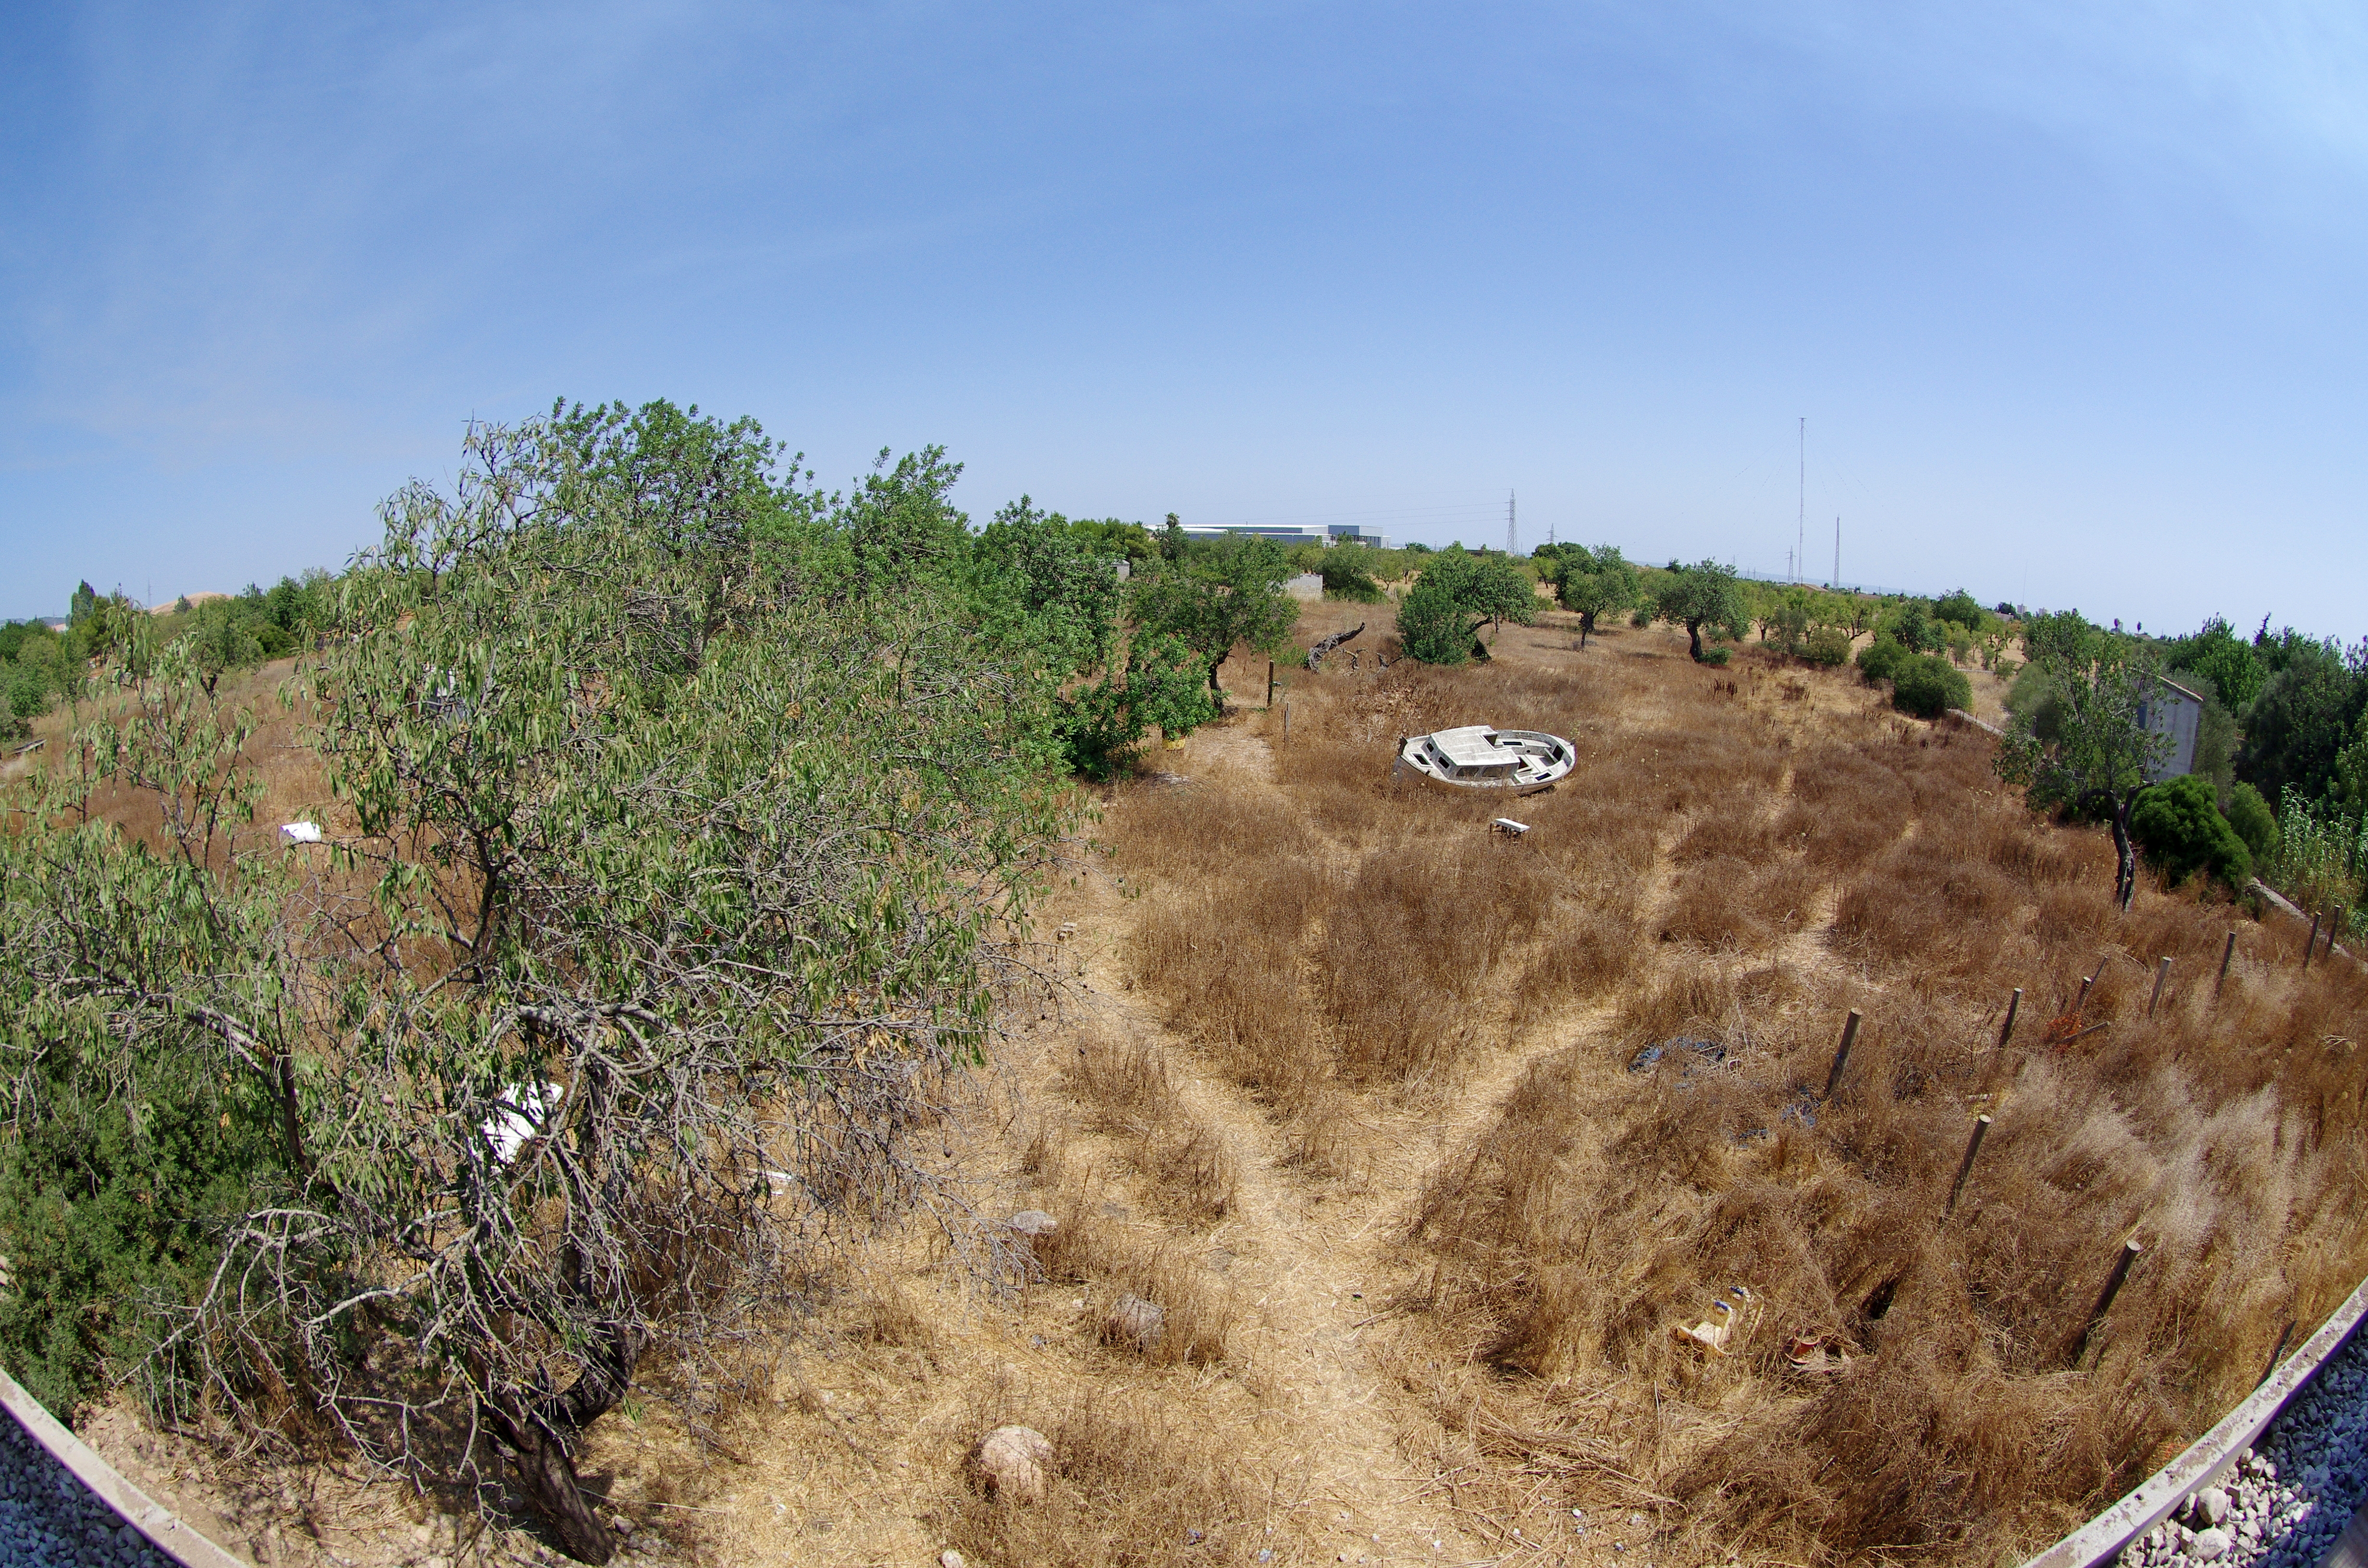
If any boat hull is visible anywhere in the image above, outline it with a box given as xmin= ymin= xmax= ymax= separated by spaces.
xmin=1394 ymin=727 xmax=1575 ymax=795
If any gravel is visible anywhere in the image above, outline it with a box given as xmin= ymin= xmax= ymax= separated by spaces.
xmin=0 ymin=1406 xmax=179 ymax=1567
xmin=2118 ymin=1327 xmax=2368 ymax=1568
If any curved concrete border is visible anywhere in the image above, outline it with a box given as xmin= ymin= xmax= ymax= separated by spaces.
xmin=2019 ymin=1274 xmax=2368 ymax=1568
xmin=0 ymin=1367 xmax=245 ymax=1568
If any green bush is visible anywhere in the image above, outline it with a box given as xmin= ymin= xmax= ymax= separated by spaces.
xmin=1699 ymin=647 xmax=1731 ymax=667
xmin=1803 ymin=626 xmax=1850 ymax=667
xmin=2131 ymin=774 xmax=2253 ymax=892
xmin=1855 ymin=633 xmax=1910 ymax=686
xmin=1319 ymin=550 xmax=1385 ymax=603
xmin=0 ymin=1034 xmax=284 ymax=1422
xmin=2225 ymin=781 xmax=2279 ymax=866
xmin=1890 ymin=654 xmax=1972 ymax=719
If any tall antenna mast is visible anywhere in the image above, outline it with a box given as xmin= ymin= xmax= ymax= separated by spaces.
xmin=1506 ymin=490 xmax=1517 ymax=557
xmin=1797 ymin=416 xmax=1805 ymax=584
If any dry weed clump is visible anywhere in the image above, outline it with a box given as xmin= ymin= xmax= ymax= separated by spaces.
xmin=1404 ymin=768 xmax=2368 ymax=1560
xmin=1093 ymin=622 xmax=2368 ymax=1565
xmin=1063 ymin=1031 xmax=1240 ymax=1227
xmin=942 ymin=1386 xmax=1269 ymax=1567
xmin=1021 ymin=1129 xmax=1239 ymax=1369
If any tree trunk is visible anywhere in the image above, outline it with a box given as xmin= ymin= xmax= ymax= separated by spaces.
xmin=1578 ymin=612 xmax=1593 ymax=650
xmin=1685 ymin=618 xmax=1704 ymax=662
xmin=478 ymin=1396 xmax=614 ymax=1565
xmin=2110 ymin=786 xmax=2147 ymax=911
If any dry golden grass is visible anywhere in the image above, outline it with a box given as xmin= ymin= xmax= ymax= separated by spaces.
xmin=1106 ymin=616 xmax=2368 ymax=1566
xmin=43 ymin=614 xmax=2368 ymax=1568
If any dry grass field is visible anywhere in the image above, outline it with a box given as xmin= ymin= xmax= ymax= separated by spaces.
xmin=33 ymin=609 xmax=2368 ymax=1568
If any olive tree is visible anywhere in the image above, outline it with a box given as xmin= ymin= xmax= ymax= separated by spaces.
xmin=1654 ymin=558 xmax=1748 ymax=663
xmin=1130 ymin=531 xmax=1301 ymax=695
xmin=1548 ymin=546 xmax=1639 ymax=649
xmin=1 ymin=406 xmax=1073 ymax=1563
xmin=1397 ymin=551 xmax=1537 ymax=665
xmin=1994 ymin=611 xmax=2170 ymax=909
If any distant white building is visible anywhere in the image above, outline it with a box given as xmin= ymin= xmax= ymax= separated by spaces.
xmin=2137 ymin=675 xmax=2205 ymax=782
xmin=1178 ymin=522 xmax=1392 ymax=550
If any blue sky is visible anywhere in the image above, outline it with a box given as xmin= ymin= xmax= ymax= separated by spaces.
xmin=3 ymin=2 xmax=2363 ymax=633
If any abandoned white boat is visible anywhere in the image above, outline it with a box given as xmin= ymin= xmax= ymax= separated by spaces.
xmin=1394 ymin=725 xmax=1575 ymax=793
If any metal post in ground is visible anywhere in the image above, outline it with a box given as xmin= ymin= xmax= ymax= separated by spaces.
xmin=2216 ymin=930 xmax=2236 ymax=1001
xmin=2147 ymin=957 xmax=2172 ymax=1019
xmin=1998 ymin=988 xmax=2023 ymax=1049
xmin=1944 ymin=1115 xmax=1992 ymax=1221
xmin=2306 ymin=912 xmax=2322 ymax=972
xmin=1266 ymin=661 xmax=1275 ymax=708
xmin=2070 ymin=1238 xmax=2143 ymax=1368
xmin=1825 ymin=1011 xmax=1862 ymax=1100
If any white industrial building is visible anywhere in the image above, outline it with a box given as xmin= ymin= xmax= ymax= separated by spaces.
xmin=1178 ymin=522 xmax=1392 ymax=550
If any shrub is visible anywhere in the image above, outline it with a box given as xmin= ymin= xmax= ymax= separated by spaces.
xmin=1803 ymin=626 xmax=1850 ymax=667
xmin=1890 ymin=654 xmax=1972 ymax=720
xmin=1319 ymin=550 xmax=1385 ymax=603
xmin=2225 ymin=781 xmax=2279 ymax=866
xmin=1855 ymin=633 xmax=1910 ymax=686
xmin=2131 ymin=773 xmax=2253 ymax=891
xmin=1699 ymin=647 xmax=1731 ymax=667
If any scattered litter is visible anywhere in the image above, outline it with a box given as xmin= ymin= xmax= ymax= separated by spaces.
xmin=1778 ymin=1092 xmax=1819 ymax=1130
xmin=279 ymin=821 xmax=324 ymax=844
xmin=1628 ymin=1037 xmax=1727 ymax=1074
xmin=1786 ymin=1325 xmax=1852 ymax=1376
xmin=1055 ymin=921 xmax=1078 ymax=941
xmin=480 ymin=1081 xmax=564 ymax=1164
xmin=1007 ymin=1209 xmax=1058 ymax=1237
xmin=1673 ymin=1285 xmax=1756 ymax=1356
xmin=1490 ymin=817 xmax=1531 ymax=836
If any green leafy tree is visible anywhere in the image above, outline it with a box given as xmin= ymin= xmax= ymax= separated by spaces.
xmin=1995 ymin=611 xmax=2171 ymax=909
xmin=1549 ymin=546 xmax=1639 ymax=649
xmin=1319 ymin=547 xmax=1385 ymax=603
xmin=2 ymin=411 xmax=1073 ymax=1564
xmin=1654 ymin=559 xmax=1747 ymax=663
xmin=2164 ymin=615 xmax=2269 ymax=714
xmin=1933 ymin=588 xmax=1987 ymax=631
xmin=1890 ymin=653 xmax=1973 ymax=719
xmin=1131 ymin=532 xmax=1300 ymax=694
xmin=1057 ymin=629 xmax=1216 ymax=779
xmin=1396 ymin=550 xmax=1537 ymax=665
xmin=2237 ymin=635 xmax=2365 ymax=804
xmin=2225 ymin=782 xmax=2279 ymax=867
xmin=2130 ymin=774 xmax=2253 ymax=891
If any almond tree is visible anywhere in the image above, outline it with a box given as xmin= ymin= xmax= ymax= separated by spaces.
xmin=1 ymin=405 xmax=1074 ymax=1563
xmin=1994 ymin=611 xmax=2170 ymax=909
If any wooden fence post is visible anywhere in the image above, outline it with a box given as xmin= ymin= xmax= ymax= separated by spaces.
xmin=1266 ymin=661 xmax=1275 ymax=708
xmin=2147 ymin=957 xmax=2172 ymax=1019
xmin=1944 ymin=1115 xmax=1992 ymax=1221
xmin=2216 ymin=930 xmax=2236 ymax=1001
xmin=1824 ymin=1011 xmax=1862 ymax=1100
xmin=2070 ymin=1238 xmax=2143 ymax=1368
xmin=1998 ymin=988 xmax=2023 ymax=1050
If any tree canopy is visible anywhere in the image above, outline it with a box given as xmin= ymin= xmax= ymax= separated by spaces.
xmin=1994 ymin=611 xmax=2172 ymax=907
xmin=1130 ymin=531 xmax=1301 ymax=693
xmin=1654 ymin=559 xmax=1748 ymax=663
xmin=1396 ymin=549 xmax=1537 ymax=665
xmin=0 ymin=404 xmax=1079 ymax=1564
xmin=1544 ymin=545 xmax=1640 ymax=649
